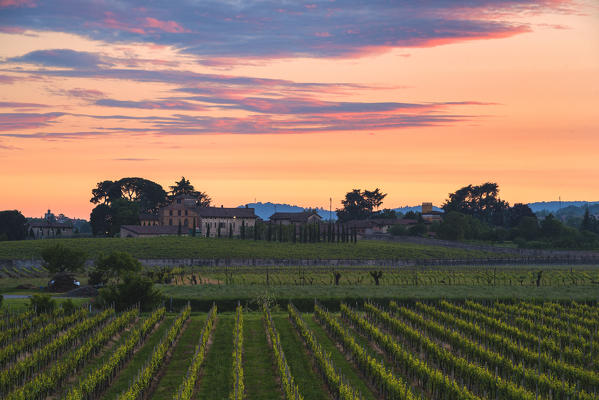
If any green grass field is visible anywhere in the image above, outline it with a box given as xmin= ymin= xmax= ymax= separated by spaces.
xmin=0 ymin=237 xmax=504 ymax=260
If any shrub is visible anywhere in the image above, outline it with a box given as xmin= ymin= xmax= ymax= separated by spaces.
xmin=29 ymin=294 xmax=56 ymax=314
xmin=60 ymin=298 xmax=77 ymax=314
xmin=97 ymin=274 xmax=162 ymax=311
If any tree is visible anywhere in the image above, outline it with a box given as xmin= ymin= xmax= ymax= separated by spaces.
xmin=336 ymin=188 xmax=387 ymax=222
xmin=110 ymin=199 xmax=139 ymax=235
xmin=0 ymin=210 xmax=28 ymax=241
xmin=169 ymin=176 xmax=211 ymax=207
xmin=97 ymin=274 xmax=162 ymax=311
xmin=169 ymin=176 xmax=194 ymax=196
xmin=515 ymin=216 xmax=539 ymax=241
xmin=437 ymin=212 xmax=467 ymax=240
xmin=372 ymin=208 xmax=397 ymax=219
xmin=92 ymin=251 xmax=142 ymax=285
xmin=90 ymin=204 xmax=112 ymax=236
xmin=41 ymin=244 xmax=86 ymax=274
xmin=91 ymin=178 xmax=167 ymax=212
xmin=540 ymin=214 xmax=563 ymax=239
xmin=581 ymin=207 xmax=596 ymax=232
xmin=443 ymin=182 xmax=509 ymax=225
xmin=507 ymin=203 xmax=536 ymax=228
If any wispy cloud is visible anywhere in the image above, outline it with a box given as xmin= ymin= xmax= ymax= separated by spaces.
xmin=0 ymin=112 xmax=63 ymax=131
xmin=0 ymin=0 xmax=573 ymax=60
xmin=7 ymin=49 xmax=111 ymax=68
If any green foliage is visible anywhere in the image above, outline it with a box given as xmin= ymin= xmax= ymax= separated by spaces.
xmin=91 ymin=251 xmax=142 ymax=285
xmin=515 ymin=216 xmax=539 ymax=241
xmin=169 ymin=176 xmax=211 ymax=207
xmin=28 ymin=294 xmax=56 ymax=314
xmin=0 ymin=210 xmax=28 ymax=241
xmin=41 ymin=243 xmax=86 ymax=273
xmin=60 ymin=298 xmax=76 ymax=314
xmin=336 ymin=188 xmax=387 ymax=222
xmin=443 ymin=182 xmax=508 ymax=225
xmin=97 ymin=274 xmax=162 ymax=311
xmin=408 ymin=222 xmax=427 ymax=236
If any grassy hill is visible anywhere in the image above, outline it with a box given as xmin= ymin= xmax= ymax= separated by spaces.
xmin=0 ymin=237 xmax=504 ymax=261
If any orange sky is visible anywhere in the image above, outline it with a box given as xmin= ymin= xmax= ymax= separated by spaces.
xmin=0 ymin=0 xmax=597 ymax=219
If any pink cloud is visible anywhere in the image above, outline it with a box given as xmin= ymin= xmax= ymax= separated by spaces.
xmin=0 ymin=26 xmax=27 ymax=34
xmin=315 ymin=32 xmax=331 ymax=37
xmin=102 ymin=12 xmax=146 ymax=34
xmin=144 ymin=17 xmax=188 ymax=33
xmin=0 ymin=0 xmax=34 ymax=8
xmin=0 ymin=75 xmax=17 ymax=84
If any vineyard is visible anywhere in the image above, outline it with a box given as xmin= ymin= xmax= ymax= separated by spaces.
xmin=0 ymin=299 xmax=596 ymax=400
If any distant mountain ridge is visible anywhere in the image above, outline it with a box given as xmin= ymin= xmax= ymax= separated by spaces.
xmin=238 ymin=201 xmax=599 ymax=221
xmin=237 ymin=202 xmax=336 ymax=221
xmin=238 ymin=202 xmax=443 ymax=221
xmin=527 ymin=201 xmax=599 ymax=213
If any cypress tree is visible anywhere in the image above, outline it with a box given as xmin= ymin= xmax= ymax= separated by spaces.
xmin=253 ymin=222 xmax=258 ymax=240
xmin=206 ymin=223 xmax=210 ymax=237
xmin=241 ymin=220 xmax=246 ymax=239
xmin=267 ymin=222 xmax=272 ymax=241
xmin=229 ymin=224 xmax=233 ymax=238
xmin=292 ymin=223 xmax=297 ymax=243
xmin=177 ymin=221 xmax=182 ymax=236
xmin=279 ymin=222 xmax=283 ymax=242
xmin=317 ymin=223 xmax=321 ymax=242
xmin=217 ymin=224 xmax=221 ymax=238
xmin=192 ymin=219 xmax=196 ymax=237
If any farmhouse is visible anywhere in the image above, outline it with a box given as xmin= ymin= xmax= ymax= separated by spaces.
xmin=29 ymin=220 xmax=74 ymax=238
xmin=345 ymin=218 xmax=417 ymax=236
xmin=269 ymin=211 xmax=322 ymax=225
xmin=122 ymin=195 xmax=257 ymax=237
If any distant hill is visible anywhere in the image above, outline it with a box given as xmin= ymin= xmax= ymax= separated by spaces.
xmin=237 ymin=202 xmax=446 ymax=220
xmin=238 ymin=200 xmax=599 ymax=221
xmin=237 ymin=202 xmax=336 ymax=221
xmin=527 ymin=201 xmax=599 ymax=214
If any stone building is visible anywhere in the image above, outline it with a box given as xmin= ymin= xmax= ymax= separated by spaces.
xmin=122 ymin=195 xmax=257 ymax=237
xmin=29 ymin=220 xmax=74 ymax=238
xmin=269 ymin=211 xmax=322 ymax=225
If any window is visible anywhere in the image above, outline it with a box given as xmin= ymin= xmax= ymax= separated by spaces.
xmin=185 ymin=210 xmax=188 ymax=216
xmin=169 ymin=218 xmax=173 ymax=226
xmin=178 ymin=210 xmax=181 ymax=216
xmin=184 ymin=219 xmax=188 ymax=227
xmin=177 ymin=199 xmax=181 ymax=204
xmin=169 ymin=210 xmax=173 ymax=216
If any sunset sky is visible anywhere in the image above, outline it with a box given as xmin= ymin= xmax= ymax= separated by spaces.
xmin=0 ymin=0 xmax=598 ymax=219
